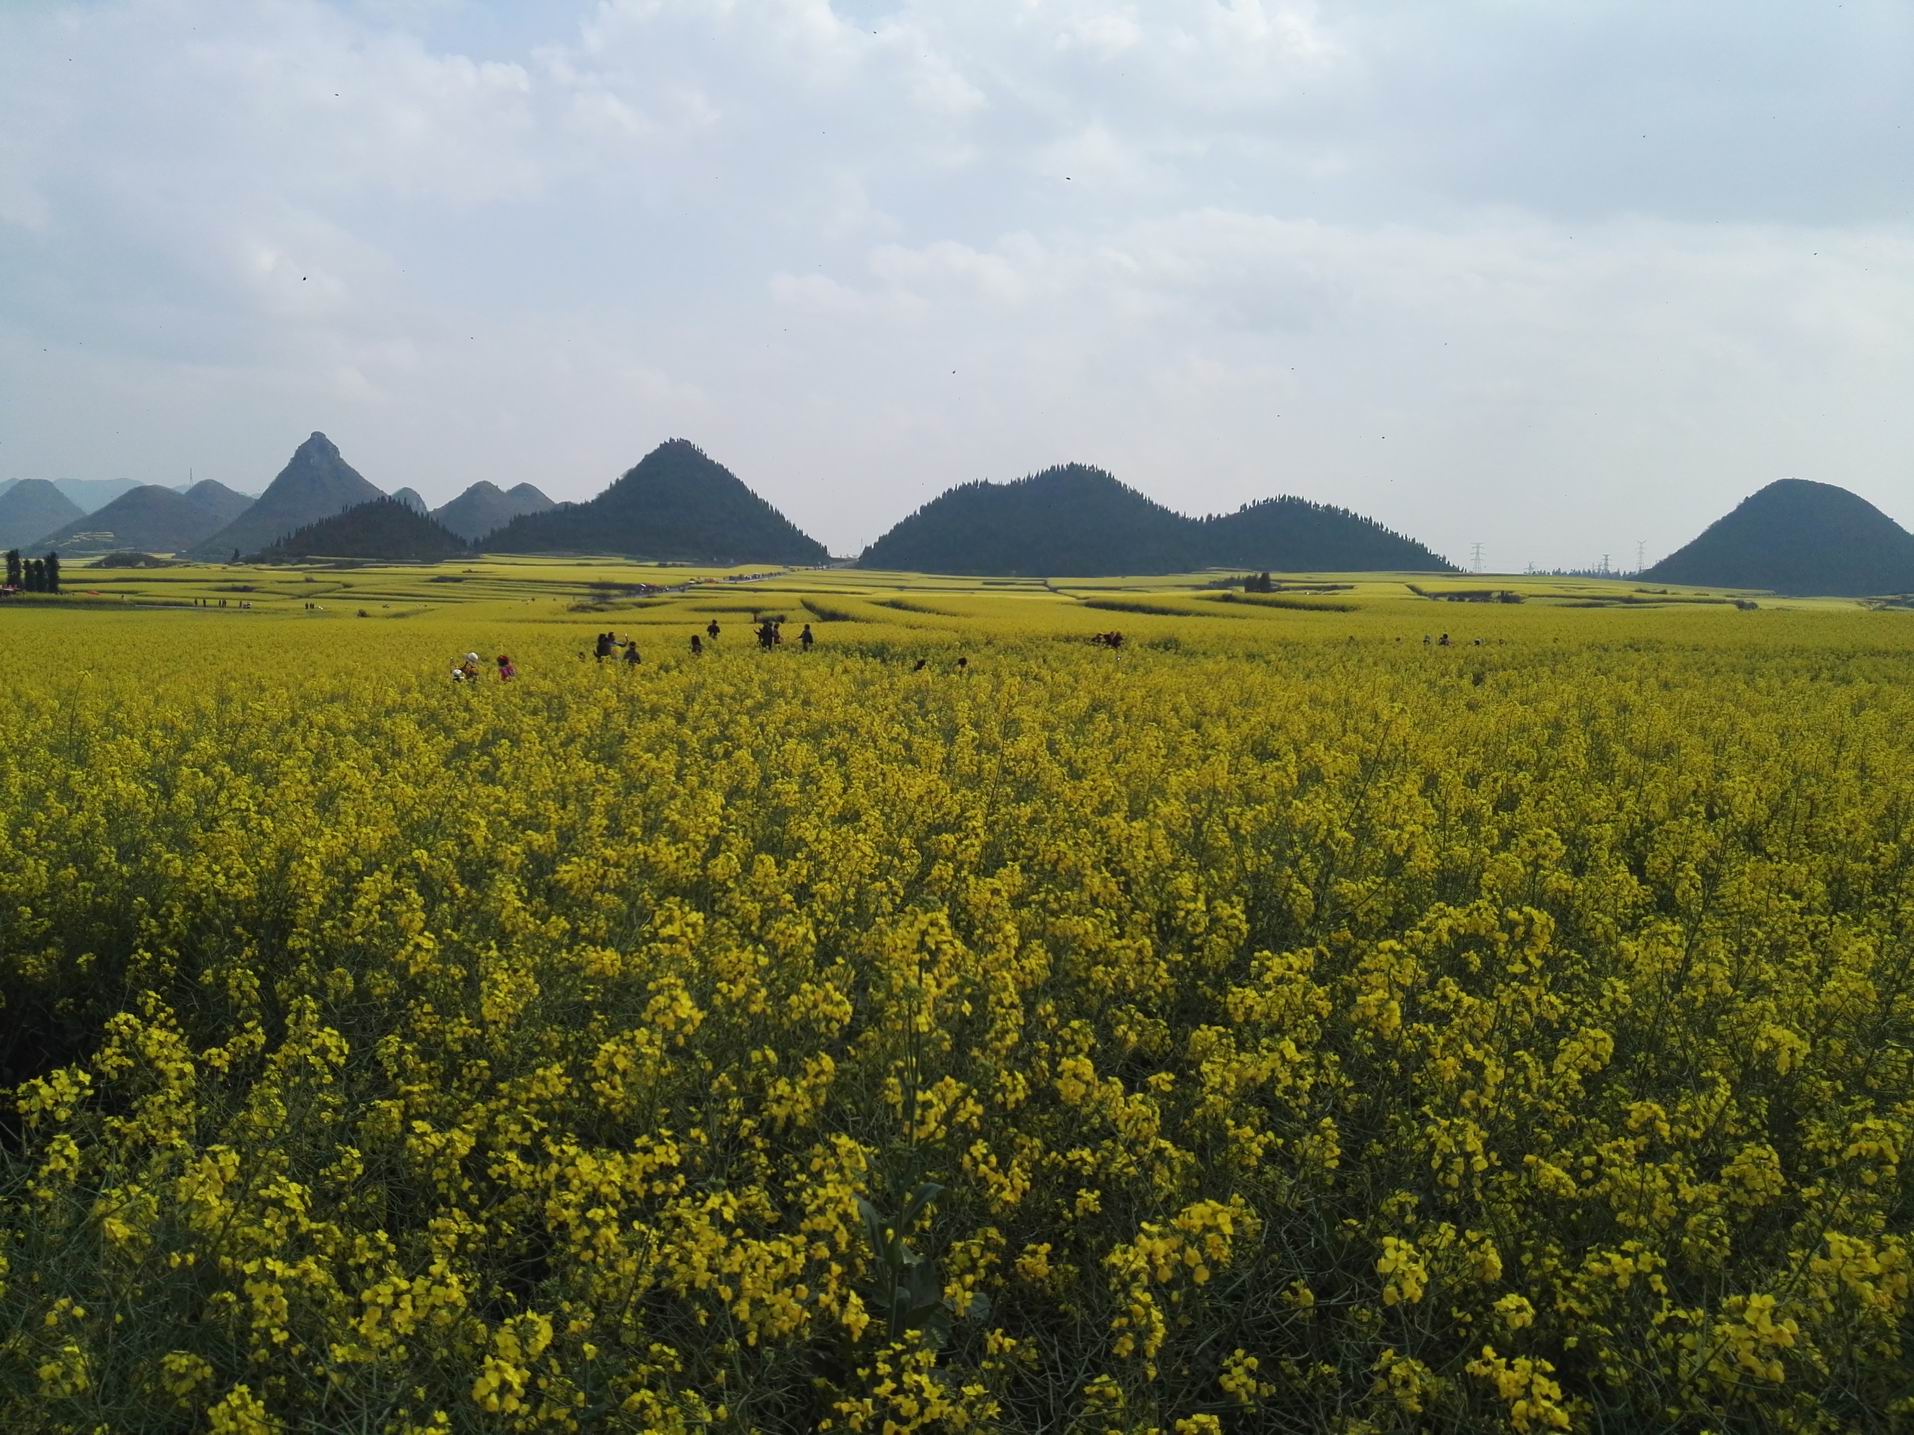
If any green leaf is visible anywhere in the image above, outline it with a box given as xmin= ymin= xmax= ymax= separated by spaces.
xmin=898 ymin=1180 xmax=945 ymax=1232
xmin=922 ymin=1302 xmax=953 ymax=1349
xmin=856 ymin=1195 xmax=889 ymax=1266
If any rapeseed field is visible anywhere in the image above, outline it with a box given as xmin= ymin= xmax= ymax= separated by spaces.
xmin=2 ymin=583 xmax=1911 ymax=1432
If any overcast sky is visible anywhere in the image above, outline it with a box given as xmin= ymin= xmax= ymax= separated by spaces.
xmin=3 ymin=1 xmax=1911 ymax=568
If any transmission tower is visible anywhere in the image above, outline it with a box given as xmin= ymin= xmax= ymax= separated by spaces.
xmin=1636 ymin=539 xmax=1646 ymax=573
xmin=1470 ymin=542 xmax=1483 ymax=573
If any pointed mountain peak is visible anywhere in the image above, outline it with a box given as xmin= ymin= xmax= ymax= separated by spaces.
xmin=188 ymin=432 xmax=381 ymax=557
xmin=479 ymin=440 xmax=827 ymax=563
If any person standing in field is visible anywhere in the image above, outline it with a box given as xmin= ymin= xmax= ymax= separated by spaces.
xmin=496 ymin=654 xmax=517 ymax=681
xmin=594 ymin=631 xmax=614 ymax=663
xmin=799 ymin=623 xmax=814 ymax=651
xmin=706 ymin=619 xmax=720 ymax=643
xmin=456 ymin=652 xmax=481 ymax=683
xmin=624 ymin=641 xmax=642 ymax=671
xmin=690 ymin=634 xmax=703 ymax=657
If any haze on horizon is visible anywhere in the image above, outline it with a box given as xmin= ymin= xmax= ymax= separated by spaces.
xmin=3 ymin=1 xmax=1911 ymax=570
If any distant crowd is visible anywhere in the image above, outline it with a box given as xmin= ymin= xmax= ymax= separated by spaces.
xmin=449 ymin=616 xmax=820 ymax=683
xmin=446 ymin=620 xmax=1490 ymax=687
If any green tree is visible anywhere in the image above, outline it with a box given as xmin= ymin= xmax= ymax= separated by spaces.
xmin=44 ymin=551 xmax=61 ymax=595
xmin=4 ymin=549 xmax=19 ymax=589
xmin=24 ymin=558 xmax=44 ymax=593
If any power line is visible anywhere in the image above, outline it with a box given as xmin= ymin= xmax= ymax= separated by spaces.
xmin=1470 ymin=541 xmax=1483 ymax=573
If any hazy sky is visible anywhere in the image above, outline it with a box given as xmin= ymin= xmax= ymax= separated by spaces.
xmin=4 ymin=1 xmax=1912 ymax=567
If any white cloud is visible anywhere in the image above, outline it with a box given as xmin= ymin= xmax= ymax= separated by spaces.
xmin=868 ymin=237 xmax=1049 ymax=304
xmin=623 ymin=363 xmax=712 ymax=419
xmin=1055 ymin=12 xmax=1144 ymax=59
xmin=1030 ymin=123 xmax=1160 ymax=194
xmin=771 ymin=271 xmax=881 ymax=317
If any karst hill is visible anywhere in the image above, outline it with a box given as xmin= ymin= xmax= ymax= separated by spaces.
xmin=1644 ymin=479 xmax=1914 ymax=596
xmin=34 ymin=481 xmax=255 ymax=555
xmin=0 ymin=477 xmax=144 ymax=515
xmin=481 ymin=440 xmax=828 ymax=564
xmin=183 ymin=479 xmax=255 ymax=530
xmin=191 ymin=432 xmax=385 ymax=559
xmin=859 ymin=464 xmax=1455 ymax=576
xmin=1201 ymin=496 xmax=1453 ymax=573
xmin=254 ymin=496 xmax=469 ymax=562
xmin=860 ymin=465 xmax=1200 ymax=575
xmin=433 ymin=480 xmax=555 ymax=542
xmin=0 ymin=480 xmax=85 ymax=551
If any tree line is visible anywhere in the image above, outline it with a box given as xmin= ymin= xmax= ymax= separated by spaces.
xmin=4 ymin=549 xmax=61 ymax=594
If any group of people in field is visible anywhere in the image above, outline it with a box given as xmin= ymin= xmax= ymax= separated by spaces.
xmin=450 ymin=651 xmax=515 ymax=682
xmin=452 ymin=621 xmax=1485 ymax=687
xmin=689 ymin=617 xmax=814 ymax=656
xmin=446 ymin=615 xmax=1496 ymax=688
xmin=452 ymin=617 xmax=820 ymax=683
xmin=593 ymin=630 xmax=643 ymax=669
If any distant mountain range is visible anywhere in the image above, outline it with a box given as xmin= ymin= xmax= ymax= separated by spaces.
xmin=189 ymin=432 xmax=385 ymax=559
xmin=256 ymin=496 xmax=469 ymax=562
xmin=1644 ymin=479 xmax=1914 ymax=596
xmin=10 ymin=443 xmax=1457 ymax=573
xmin=481 ymin=440 xmax=829 ymax=564
xmin=34 ymin=480 xmax=254 ymax=555
xmin=28 ymin=435 xmax=1904 ymax=593
xmin=859 ymin=464 xmax=1454 ymax=575
xmin=434 ymin=480 xmax=555 ymax=541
